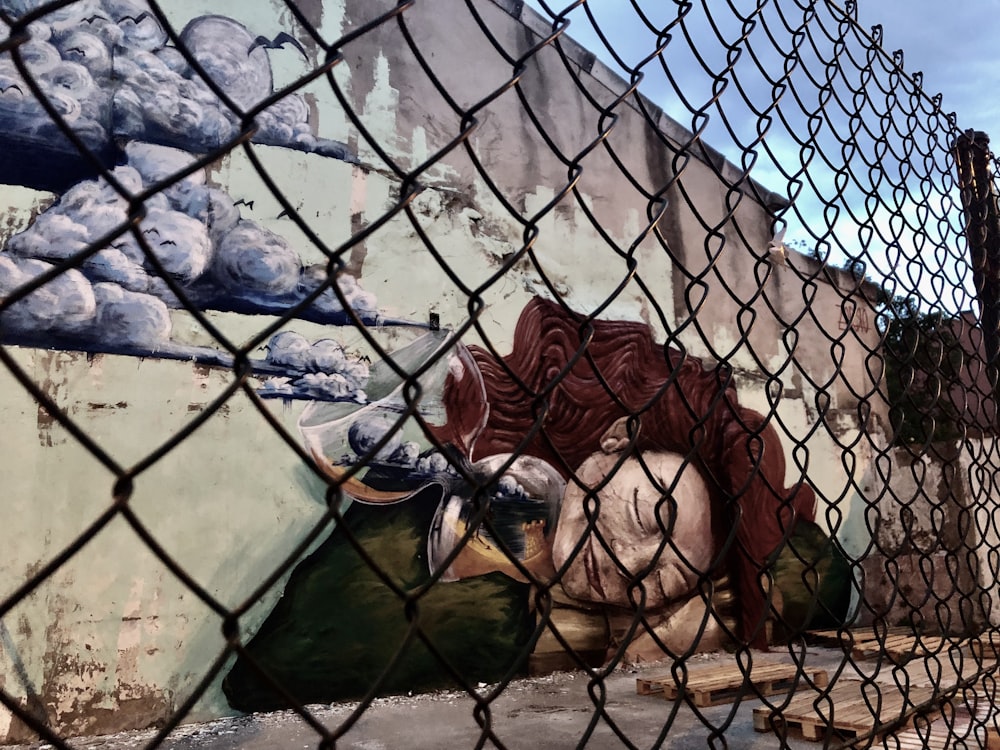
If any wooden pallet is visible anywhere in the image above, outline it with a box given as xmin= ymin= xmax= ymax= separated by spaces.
xmin=890 ymin=674 xmax=998 ymax=749
xmin=637 ymin=662 xmax=828 ymax=707
xmin=753 ymin=680 xmax=938 ymax=742
xmin=806 ymin=627 xmax=916 ymax=648
xmin=805 ymin=629 xmax=970 ymax=663
xmin=969 ymin=635 xmax=1000 ymax=661
xmin=890 ymin=707 xmax=981 ymax=750
xmin=851 ymin=634 xmax=956 ymax=662
xmin=806 ymin=627 xmax=929 ymax=661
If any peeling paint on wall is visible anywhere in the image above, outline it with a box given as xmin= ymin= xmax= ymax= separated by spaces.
xmin=0 ymin=0 xmax=890 ymax=743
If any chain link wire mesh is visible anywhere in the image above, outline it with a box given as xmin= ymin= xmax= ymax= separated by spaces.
xmin=0 ymin=0 xmax=998 ymax=747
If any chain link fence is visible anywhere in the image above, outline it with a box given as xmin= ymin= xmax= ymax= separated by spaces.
xmin=0 ymin=0 xmax=998 ymax=748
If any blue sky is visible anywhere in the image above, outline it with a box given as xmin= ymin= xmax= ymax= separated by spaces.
xmin=521 ymin=1 xmax=993 ymax=310
xmin=856 ymin=1 xmax=1000 ymax=132
xmin=523 ymin=2 xmax=999 ymax=139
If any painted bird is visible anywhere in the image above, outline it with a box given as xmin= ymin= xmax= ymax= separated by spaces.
xmin=248 ymin=32 xmax=308 ymax=60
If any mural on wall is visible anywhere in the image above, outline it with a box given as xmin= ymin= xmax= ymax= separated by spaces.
xmin=0 ymin=0 xmax=353 ymax=193
xmin=0 ymin=0 xmax=392 ymax=400
xmin=0 ymin=0 xmax=851 ymax=715
xmin=223 ymin=298 xmax=851 ymax=710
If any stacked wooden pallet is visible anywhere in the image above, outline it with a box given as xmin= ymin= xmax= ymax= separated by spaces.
xmin=752 ymin=681 xmax=937 ymax=743
xmin=969 ymin=635 xmax=1000 ymax=661
xmin=634 ymin=630 xmax=1000 ymax=744
xmin=637 ymin=662 xmax=828 ymax=708
xmin=805 ymin=626 xmax=917 ymax=647
xmin=851 ymin=634 xmax=954 ymax=662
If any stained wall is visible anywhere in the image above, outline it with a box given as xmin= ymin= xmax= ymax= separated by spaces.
xmin=0 ymin=0 xmax=891 ymax=741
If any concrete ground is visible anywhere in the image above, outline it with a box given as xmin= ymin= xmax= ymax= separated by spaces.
xmin=9 ymin=647 xmax=992 ymax=749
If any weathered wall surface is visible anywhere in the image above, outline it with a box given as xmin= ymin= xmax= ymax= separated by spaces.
xmin=861 ymin=440 xmax=985 ymax=633
xmin=0 ymin=0 xmax=893 ymax=742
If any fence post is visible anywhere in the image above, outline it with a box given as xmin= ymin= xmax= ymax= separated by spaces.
xmin=954 ymin=130 xmax=1000 ymax=422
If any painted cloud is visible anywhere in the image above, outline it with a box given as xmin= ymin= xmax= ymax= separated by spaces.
xmin=0 ymin=4 xmax=386 ymax=402
xmin=259 ymin=332 xmax=370 ymax=402
xmin=0 ymin=142 xmax=381 ymax=358
xmin=0 ymin=0 xmax=353 ymax=161
xmin=0 ymin=255 xmax=96 ymax=335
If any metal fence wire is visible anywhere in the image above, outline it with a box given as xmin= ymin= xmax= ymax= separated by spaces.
xmin=1 ymin=0 xmax=1000 ymax=748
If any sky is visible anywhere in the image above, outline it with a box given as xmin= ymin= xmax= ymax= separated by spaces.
xmin=523 ymin=1 xmax=1000 ymax=151
xmin=521 ymin=1 xmax=998 ymax=310
xmin=854 ymin=1 xmax=1000 ymax=132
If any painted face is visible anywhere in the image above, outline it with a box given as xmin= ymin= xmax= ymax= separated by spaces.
xmin=552 ymin=450 xmax=715 ymax=610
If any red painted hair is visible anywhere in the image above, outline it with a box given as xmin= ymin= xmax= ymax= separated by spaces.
xmin=441 ymin=297 xmax=816 ymax=649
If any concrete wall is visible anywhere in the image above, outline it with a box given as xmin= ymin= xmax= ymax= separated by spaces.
xmin=0 ymin=0 xmax=894 ymax=741
xmin=861 ymin=440 xmax=985 ymax=633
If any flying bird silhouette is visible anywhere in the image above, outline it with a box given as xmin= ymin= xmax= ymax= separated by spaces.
xmin=234 ymin=199 xmax=255 ymax=210
xmin=0 ymin=83 xmax=23 ymax=96
xmin=118 ymin=11 xmax=153 ymax=25
xmin=248 ymin=32 xmax=307 ymax=60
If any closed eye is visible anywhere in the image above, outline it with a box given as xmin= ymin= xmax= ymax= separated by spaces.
xmin=632 ymin=487 xmax=646 ymax=534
